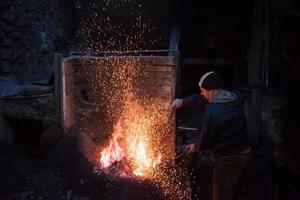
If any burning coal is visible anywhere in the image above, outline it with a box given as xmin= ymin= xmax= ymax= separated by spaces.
xmin=99 ymin=96 xmax=170 ymax=178
xmin=81 ymin=57 xmax=189 ymax=199
xmin=78 ymin=0 xmax=191 ymax=199
xmin=99 ymin=117 xmax=162 ymax=177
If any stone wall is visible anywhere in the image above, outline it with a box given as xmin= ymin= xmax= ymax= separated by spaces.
xmin=261 ymin=91 xmax=287 ymax=159
xmin=0 ymin=0 xmax=173 ymax=83
xmin=261 ymin=92 xmax=286 ymax=145
xmin=0 ymin=0 xmax=77 ymax=82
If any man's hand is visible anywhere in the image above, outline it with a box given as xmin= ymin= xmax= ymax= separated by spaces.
xmin=172 ymin=99 xmax=183 ymax=109
xmin=186 ymin=143 xmax=197 ymax=154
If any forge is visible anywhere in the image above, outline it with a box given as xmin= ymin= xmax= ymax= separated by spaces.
xmin=56 ymin=51 xmax=178 ymax=179
xmin=2 ymin=1 xmax=300 ymax=199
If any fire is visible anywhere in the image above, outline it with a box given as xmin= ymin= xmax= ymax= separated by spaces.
xmin=129 ymin=137 xmax=162 ymax=176
xmin=99 ymin=117 xmax=162 ymax=177
xmin=100 ymin=120 xmax=125 ymax=169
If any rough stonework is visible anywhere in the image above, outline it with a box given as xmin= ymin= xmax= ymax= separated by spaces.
xmin=0 ymin=0 xmax=78 ymax=82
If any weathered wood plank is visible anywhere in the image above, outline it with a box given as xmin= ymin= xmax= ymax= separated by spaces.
xmin=61 ymin=59 xmax=74 ymax=133
xmin=54 ymin=53 xmax=62 ymax=122
xmin=248 ymin=0 xmax=264 ymax=144
xmin=65 ymin=56 xmax=176 ymax=66
xmin=61 ymin=55 xmax=178 ymax=161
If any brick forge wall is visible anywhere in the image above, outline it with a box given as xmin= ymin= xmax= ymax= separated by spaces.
xmin=62 ymin=56 xmax=177 ymax=161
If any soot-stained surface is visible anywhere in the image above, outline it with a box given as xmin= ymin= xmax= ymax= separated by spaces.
xmin=0 ymin=128 xmax=167 ymax=200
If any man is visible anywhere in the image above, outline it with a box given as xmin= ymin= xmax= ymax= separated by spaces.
xmin=172 ymin=71 xmax=251 ymax=200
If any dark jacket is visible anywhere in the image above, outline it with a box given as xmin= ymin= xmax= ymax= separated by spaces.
xmin=182 ymin=90 xmax=249 ymax=157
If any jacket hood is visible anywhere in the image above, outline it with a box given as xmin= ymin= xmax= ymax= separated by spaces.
xmin=211 ymin=90 xmax=239 ymax=106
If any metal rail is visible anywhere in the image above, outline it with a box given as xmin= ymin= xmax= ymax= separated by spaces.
xmin=68 ymin=49 xmax=177 ymax=57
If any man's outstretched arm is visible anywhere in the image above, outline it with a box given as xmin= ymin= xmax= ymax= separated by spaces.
xmin=172 ymin=93 xmax=206 ymax=109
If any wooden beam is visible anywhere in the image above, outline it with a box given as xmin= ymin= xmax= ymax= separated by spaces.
xmin=54 ymin=53 xmax=62 ymax=124
xmin=183 ymin=58 xmax=245 ymax=66
xmin=264 ymin=0 xmax=269 ymax=87
xmin=247 ymin=0 xmax=264 ymax=145
xmin=65 ymin=56 xmax=176 ymax=66
xmin=248 ymin=0 xmax=264 ymax=85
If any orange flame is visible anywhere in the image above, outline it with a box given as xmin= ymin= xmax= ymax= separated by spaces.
xmin=100 ymin=120 xmax=125 ymax=169
xmin=99 ymin=118 xmax=161 ymax=177
xmin=130 ymin=137 xmax=162 ymax=176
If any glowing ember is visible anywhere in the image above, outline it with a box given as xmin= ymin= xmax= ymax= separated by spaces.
xmin=100 ymin=120 xmax=125 ymax=169
xmin=130 ymin=137 xmax=162 ymax=176
xmin=99 ymin=117 xmax=162 ymax=177
xmin=80 ymin=0 xmax=191 ymax=198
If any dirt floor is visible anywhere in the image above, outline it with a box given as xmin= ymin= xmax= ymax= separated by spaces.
xmin=0 ymin=127 xmax=168 ymax=200
xmin=1 ymin=122 xmax=300 ymax=200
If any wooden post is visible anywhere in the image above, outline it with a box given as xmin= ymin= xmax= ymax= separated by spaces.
xmin=54 ymin=53 xmax=63 ymax=124
xmin=264 ymin=0 xmax=269 ymax=87
xmin=248 ymin=0 xmax=264 ymax=145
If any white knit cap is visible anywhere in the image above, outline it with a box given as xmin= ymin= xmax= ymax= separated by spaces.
xmin=198 ymin=71 xmax=215 ymax=87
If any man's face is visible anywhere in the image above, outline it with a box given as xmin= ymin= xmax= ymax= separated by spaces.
xmin=200 ymin=87 xmax=210 ymax=101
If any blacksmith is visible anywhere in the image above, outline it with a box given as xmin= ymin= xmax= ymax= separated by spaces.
xmin=172 ymin=71 xmax=251 ymax=200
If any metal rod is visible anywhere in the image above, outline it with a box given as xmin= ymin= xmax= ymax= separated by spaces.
xmin=175 ymin=152 xmax=186 ymax=159
xmin=178 ymin=126 xmax=198 ymax=131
